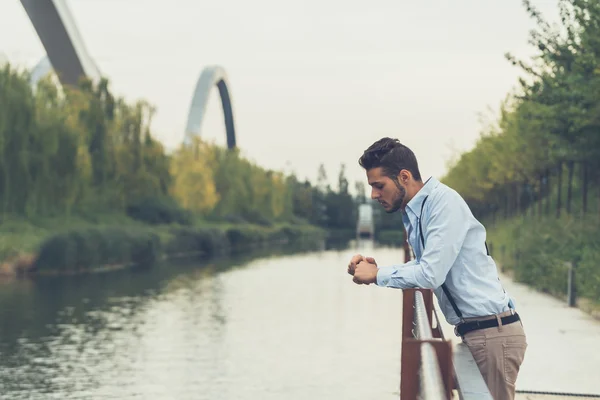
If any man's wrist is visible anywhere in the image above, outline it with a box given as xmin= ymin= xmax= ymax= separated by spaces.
xmin=375 ymin=266 xmax=394 ymax=286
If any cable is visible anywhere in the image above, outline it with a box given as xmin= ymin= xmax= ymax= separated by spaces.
xmin=516 ymin=389 xmax=600 ymax=398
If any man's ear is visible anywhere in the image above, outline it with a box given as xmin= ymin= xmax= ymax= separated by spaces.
xmin=398 ymin=169 xmax=412 ymax=184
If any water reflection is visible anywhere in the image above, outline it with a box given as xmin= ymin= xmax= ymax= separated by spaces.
xmin=354 ymin=238 xmax=375 ymax=252
xmin=0 ymin=240 xmax=406 ymax=400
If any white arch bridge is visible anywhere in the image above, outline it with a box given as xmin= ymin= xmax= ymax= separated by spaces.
xmin=18 ymin=0 xmax=237 ymax=148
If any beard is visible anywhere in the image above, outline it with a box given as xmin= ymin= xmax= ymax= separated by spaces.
xmin=386 ymin=180 xmax=406 ymax=213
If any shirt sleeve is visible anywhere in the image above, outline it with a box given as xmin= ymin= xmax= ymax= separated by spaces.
xmin=375 ymin=190 xmax=470 ymax=289
xmin=376 ymin=261 xmax=416 ymax=286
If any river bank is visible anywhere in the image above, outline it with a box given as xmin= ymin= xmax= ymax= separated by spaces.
xmin=0 ymin=213 xmax=331 ymax=279
xmin=486 ymin=214 xmax=600 ymax=320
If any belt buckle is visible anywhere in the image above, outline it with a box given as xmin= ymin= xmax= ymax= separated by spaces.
xmin=454 ymin=319 xmax=466 ymax=337
xmin=454 ymin=318 xmax=466 ymax=337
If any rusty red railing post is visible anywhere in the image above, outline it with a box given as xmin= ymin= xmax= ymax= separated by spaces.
xmin=401 ymin=288 xmax=453 ymax=399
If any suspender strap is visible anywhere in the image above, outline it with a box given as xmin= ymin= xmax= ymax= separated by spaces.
xmin=418 ymin=195 xmax=464 ymax=320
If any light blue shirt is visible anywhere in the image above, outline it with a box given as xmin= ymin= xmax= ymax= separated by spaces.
xmin=376 ymin=177 xmax=514 ymax=326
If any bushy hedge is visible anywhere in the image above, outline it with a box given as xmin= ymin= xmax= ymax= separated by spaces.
xmin=487 ymin=216 xmax=600 ymax=303
xmin=324 ymin=229 xmax=354 ymax=244
xmin=32 ymin=224 xmax=326 ymax=273
xmin=206 ymin=212 xmax=277 ymax=227
xmin=241 ymin=210 xmax=274 ymax=227
xmin=225 ymin=224 xmax=324 ymax=252
xmin=166 ymin=227 xmax=231 ymax=257
xmin=126 ymin=197 xmax=193 ymax=226
xmin=34 ymin=227 xmax=161 ymax=273
xmin=375 ymin=229 xmax=404 ymax=247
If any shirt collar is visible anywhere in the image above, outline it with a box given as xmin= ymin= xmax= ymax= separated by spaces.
xmin=405 ymin=176 xmax=439 ymax=217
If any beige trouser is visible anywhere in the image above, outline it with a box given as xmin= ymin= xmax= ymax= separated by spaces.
xmin=461 ymin=310 xmax=528 ymax=400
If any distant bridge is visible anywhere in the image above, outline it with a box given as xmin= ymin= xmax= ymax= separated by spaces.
xmin=184 ymin=66 xmax=236 ymax=148
xmin=18 ymin=0 xmax=236 ymax=149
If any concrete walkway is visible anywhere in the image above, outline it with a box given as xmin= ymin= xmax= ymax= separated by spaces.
xmin=436 ymin=272 xmax=600 ymax=399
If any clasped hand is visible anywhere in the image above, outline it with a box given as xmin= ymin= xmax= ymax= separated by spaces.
xmin=347 ymin=254 xmax=378 ymax=285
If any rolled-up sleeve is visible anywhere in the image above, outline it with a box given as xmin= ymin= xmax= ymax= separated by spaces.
xmin=375 ymin=191 xmax=470 ymax=289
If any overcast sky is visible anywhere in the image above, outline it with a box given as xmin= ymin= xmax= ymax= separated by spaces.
xmin=0 ymin=0 xmax=560 ymax=190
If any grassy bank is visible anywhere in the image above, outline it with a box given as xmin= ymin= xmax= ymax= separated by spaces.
xmin=486 ymin=214 xmax=600 ymax=313
xmin=0 ymin=67 xmax=361 ymax=279
xmin=375 ymin=229 xmax=404 ymax=247
xmin=321 ymin=228 xmax=405 ymax=247
xmin=0 ymin=213 xmax=327 ymax=277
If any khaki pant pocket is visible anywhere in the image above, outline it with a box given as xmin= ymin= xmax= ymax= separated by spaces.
xmin=503 ymin=342 xmax=527 ymax=385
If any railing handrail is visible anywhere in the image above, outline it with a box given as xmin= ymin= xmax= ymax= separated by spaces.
xmin=401 ymin=289 xmax=452 ymax=399
xmin=419 ymin=343 xmax=448 ymax=399
xmin=414 ymin=290 xmax=434 ymax=340
xmin=413 ymin=291 xmax=447 ymax=399
xmin=400 ymin=288 xmax=492 ymax=399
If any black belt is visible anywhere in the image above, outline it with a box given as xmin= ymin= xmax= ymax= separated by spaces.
xmin=455 ymin=313 xmax=521 ymax=337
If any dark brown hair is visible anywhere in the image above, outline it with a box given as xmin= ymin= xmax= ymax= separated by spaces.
xmin=358 ymin=137 xmax=422 ymax=181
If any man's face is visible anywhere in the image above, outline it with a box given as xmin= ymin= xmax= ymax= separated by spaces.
xmin=366 ymin=167 xmax=407 ymax=213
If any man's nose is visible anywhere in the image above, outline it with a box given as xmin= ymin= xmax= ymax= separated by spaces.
xmin=371 ymin=190 xmax=379 ymax=200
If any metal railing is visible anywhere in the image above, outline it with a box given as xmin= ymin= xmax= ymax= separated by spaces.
xmin=401 ymin=289 xmax=452 ymax=399
xmin=400 ymin=289 xmax=492 ymax=400
xmin=413 ymin=291 xmax=446 ymax=399
xmin=419 ymin=343 xmax=448 ymax=399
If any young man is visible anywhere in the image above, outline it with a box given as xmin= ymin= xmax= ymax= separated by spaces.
xmin=348 ymin=137 xmax=527 ymax=400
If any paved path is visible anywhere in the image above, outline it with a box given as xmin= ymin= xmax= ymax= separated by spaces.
xmin=436 ymin=272 xmax=600 ymax=399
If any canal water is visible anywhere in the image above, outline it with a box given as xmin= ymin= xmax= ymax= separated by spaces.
xmin=0 ymin=241 xmax=407 ymax=400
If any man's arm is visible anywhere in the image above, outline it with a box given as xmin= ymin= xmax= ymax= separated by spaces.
xmin=376 ymin=190 xmax=470 ymax=289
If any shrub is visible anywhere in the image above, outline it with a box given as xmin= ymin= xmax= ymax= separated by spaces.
xmin=488 ymin=216 xmax=600 ymax=302
xmin=376 ymin=230 xmax=404 ymax=246
xmin=126 ymin=197 xmax=192 ymax=225
xmin=167 ymin=227 xmax=230 ymax=257
xmin=34 ymin=227 xmax=161 ymax=272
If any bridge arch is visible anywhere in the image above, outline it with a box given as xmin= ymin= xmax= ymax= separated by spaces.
xmin=29 ymin=55 xmax=54 ymax=87
xmin=184 ymin=66 xmax=237 ymax=149
xmin=20 ymin=0 xmax=100 ymax=87
xmin=20 ymin=1 xmax=237 ymax=148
